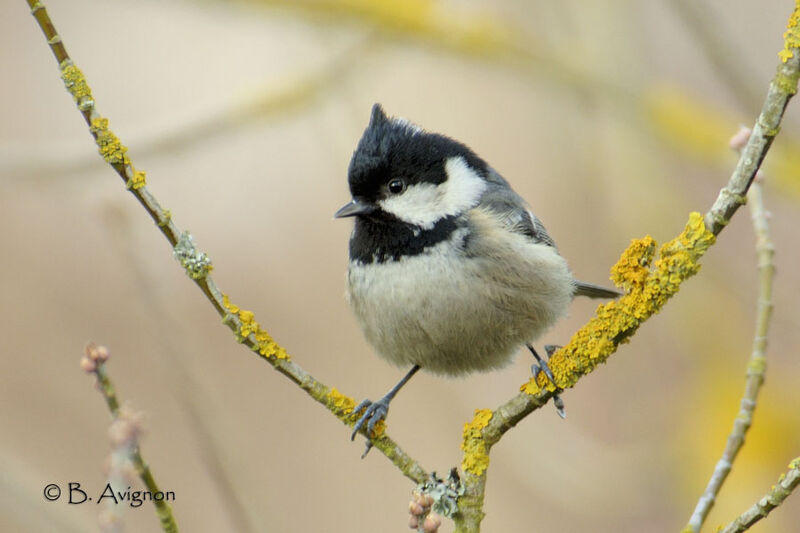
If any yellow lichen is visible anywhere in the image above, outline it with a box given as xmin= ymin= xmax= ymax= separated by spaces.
xmin=779 ymin=2 xmax=800 ymax=63
xmin=369 ymin=419 xmax=387 ymax=439
xmin=522 ymin=213 xmax=715 ymax=395
xmin=610 ymin=236 xmax=656 ymax=291
xmin=328 ymin=387 xmax=356 ymax=416
xmin=127 ymin=169 xmax=146 ymax=190
xmin=60 ymin=62 xmax=92 ymax=103
xmin=222 ymin=294 xmax=238 ymax=313
xmin=255 ymin=328 xmax=290 ymax=360
xmin=222 ymin=294 xmax=290 ymax=360
xmin=461 ymin=409 xmax=492 ymax=476
xmin=90 ymin=117 xmax=129 ymax=165
xmin=238 ymin=310 xmax=257 ymax=336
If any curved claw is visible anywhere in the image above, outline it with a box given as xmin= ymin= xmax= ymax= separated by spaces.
xmin=553 ymin=395 xmax=567 ymax=419
xmin=350 ymin=397 xmax=390 ymax=441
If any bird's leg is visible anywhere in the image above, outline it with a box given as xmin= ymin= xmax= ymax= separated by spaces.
xmin=351 ymin=365 xmax=421 ymax=457
xmin=527 ymin=343 xmax=555 ymax=383
xmin=527 ymin=344 xmax=566 ymax=419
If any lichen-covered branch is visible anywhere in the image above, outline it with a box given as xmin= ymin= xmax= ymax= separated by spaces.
xmin=82 ymin=344 xmax=178 ymax=533
xmin=27 ymin=0 xmax=428 ymax=485
xmin=454 ymin=5 xmax=800 ymax=531
xmin=718 ymin=457 xmax=800 ymax=533
xmin=684 ymin=137 xmax=775 ymax=532
xmin=454 ymin=214 xmax=716 ymax=532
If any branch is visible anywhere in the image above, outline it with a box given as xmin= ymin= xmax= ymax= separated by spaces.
xmin=100 ymin=208 xmax=260 ymax=533
xmin=454 ymin=5 xmax=800 ymax=531
xmin=81 ymin=344 xmax=178 ymax=533
xmin=26 ymin=0 xmax=428 ymax=485
xmin=718 ymin=457 xmax=800 ymax=533
xmin=685 ymin=134 xmax=775 ymax=532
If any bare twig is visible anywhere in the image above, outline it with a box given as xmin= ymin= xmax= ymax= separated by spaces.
xmin=26 ymin=0 xmax=428 ymax=485
xmin=454 ymin=6 xmax=800 ymax=531
xmin=685 ymin=132 xmax=775 ymax=532
xmin=100 ymin=206 xmax=259 ymax=533
xmin=82 ymin=344 xmax=178 ymax=533
xmin=718 ymin=457 xmax=800 ymax=533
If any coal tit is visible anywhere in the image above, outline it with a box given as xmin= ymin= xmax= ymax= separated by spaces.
xmin=336 ymin=104 xmax=619 ymax=448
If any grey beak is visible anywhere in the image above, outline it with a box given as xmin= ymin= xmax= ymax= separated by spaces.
xmin=334 ymin=200 xmax=375 ymax=218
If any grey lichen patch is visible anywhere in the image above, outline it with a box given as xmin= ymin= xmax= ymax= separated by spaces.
xmin=173 ymin=232 xmax=213 ymax=279
xmin=417 ymin=469 xmax=465 ymax=518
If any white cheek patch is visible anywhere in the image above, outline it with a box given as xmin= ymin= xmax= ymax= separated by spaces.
xmin=378 ymin=156 xmax=486 ymax=229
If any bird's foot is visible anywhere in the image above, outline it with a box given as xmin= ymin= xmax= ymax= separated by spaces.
xmin=528 ymin=344 xmax=566 ymax=419
xmin=350 ymin=396 xmax=391 ymax=458
xmin=527 ymin=343 xmax=557 ymax=384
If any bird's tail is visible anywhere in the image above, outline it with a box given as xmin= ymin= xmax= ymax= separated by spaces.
xmin=573 ymin=281 xmax=622 ymax=299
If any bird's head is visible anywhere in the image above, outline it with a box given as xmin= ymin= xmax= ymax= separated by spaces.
xmin=335 ymin=104 xmax=489 ymax=230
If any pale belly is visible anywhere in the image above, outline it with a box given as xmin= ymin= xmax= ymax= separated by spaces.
xmin=346 ymin=237 xmax=574 ymax=376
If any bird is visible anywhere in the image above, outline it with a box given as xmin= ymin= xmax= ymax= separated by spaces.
xmin=335 ymin=104 xmax=619 ymax=451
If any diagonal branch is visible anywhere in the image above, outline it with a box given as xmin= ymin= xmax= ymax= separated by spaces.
xmin=455 ymin=5 xmax=800 ymax=531
xmin=685 ymin=137 xmax=775 ymax=532
xmin=718 ymin=457 xmax=800 ymax=533
xmin=26 ymin=0 xmax=428 ymax=485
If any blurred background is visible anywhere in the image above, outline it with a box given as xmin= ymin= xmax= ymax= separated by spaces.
xmin=2 ymin=1 xmax=799 ymax=531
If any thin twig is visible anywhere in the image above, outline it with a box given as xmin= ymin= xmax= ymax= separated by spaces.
xmin=685 ymin=139 xmax=775 ymax=532
xmin=454 ymin=5 xmax=800 ymax=531
xmin=101 ymin=207 xmax=259 ymax=533
xmin=82 ymin=344 xmax=179 ymax=533
xmin=718 ymin=457 xmax=800 ymax=533
xmin=26 ymin=0 xmax=428 ymax=485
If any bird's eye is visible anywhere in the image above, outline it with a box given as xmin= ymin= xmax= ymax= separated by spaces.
xmin=388 ymin=179 xmax=405 ymax=194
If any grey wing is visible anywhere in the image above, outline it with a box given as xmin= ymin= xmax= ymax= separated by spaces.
xmin=479 ymin=167 xmax=558 ymax=248
xmin=480 ymin=169 xmax=620 ymax=300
